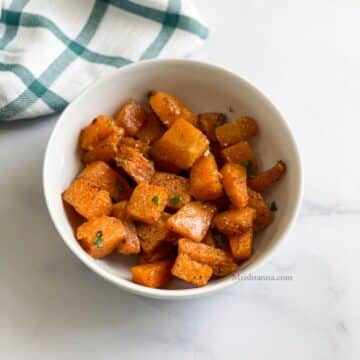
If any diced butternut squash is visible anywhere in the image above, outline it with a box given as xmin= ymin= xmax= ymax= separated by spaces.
xmin=190 ymin=154 xmax=223 ymax=201
xmin=127 ymin=183 xmax=168 ymax=224
xmin=151 ymin=171 xmax=191 ymax=210
xmin=120 ymin=136 xmax=150 ymax=155
xmin=79 ymin=115 xmax=116 ymax=151
xmin=115 ymin=145 xmax=155 ymax=184
xmin=115 ymin=99 xmax=146 ymax=136
xmin=82 ymin=127 xmax=124 ymax=164
xmin=131 ymin=260 xmax=173 ymax=288
xmin=148 ymin=91 xmax=197 ymax=127
xmin=137 ymin=213 xmax=173 ymax=253
xmin=202 ymin=231 xmax=216 ymax=247
xmin=247 ymin=161 xmax=286 ymax=192
xmin=229 ymin=228 xmax=253 ymax=261
xmin=198 ymin=112 xmax=226 ymax=141
xmin=76 ymin=216 xmax=126 ymax=258
xmin=150 ymin=155 xmax=182 ymax=174
xmin=212 ymin=207 xmax=256 ymax=235
xmin=215 ymin=116 xmax=258 ymax=147
xmin=112 ymin=201 xmax=141 ymax=254
xmin=247 ymin=188 xmax=274 ymax=231
xmin=62 ymin=178 xmax=112 ymax=219
xmin=136 ymin=112 xmax=165 ymax=144
xmin=78 ymin=161 xmax=132 ymax=202
xmin=166 ymin=202 xmax=216 ymax=242
xmin=221 ymin=163 xmax=248 ymax=208
xmin=221 ymin=141 xmax=257 ymax=172
xmin=177 ymin=238 xmax=237 ymax=276
xmin=150 ymin=118 xmax=209 ymax=169
xmin=172 ymin=253 xmax=213 ymax=286
xmin=137 ymin=243 xmax=175 ymax=264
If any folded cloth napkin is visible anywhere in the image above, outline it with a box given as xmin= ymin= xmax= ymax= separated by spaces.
xmin=0 ymin=0 xmax=208 ymax=121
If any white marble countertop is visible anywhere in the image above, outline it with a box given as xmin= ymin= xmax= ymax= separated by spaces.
xmin=1 ymin=1 xmax=358 ymax=359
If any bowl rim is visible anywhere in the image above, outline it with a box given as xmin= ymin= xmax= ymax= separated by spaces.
xmin=43 ymin=58 xmax=303 ymax=299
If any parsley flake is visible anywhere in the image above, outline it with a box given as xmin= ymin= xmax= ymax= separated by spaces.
xmin=94 ymin=231 xmax=104 ymax=248
xmin=152 ymin=195 xmax=159 ymax=206
xmin=243 ymin=160 xmax=256 ymax=179
xmin=170 ymin=196 xmax=180 ymax=206
xmin=270 ymin=201 xmax=278 ymax=212
xmin=213 ymin=234 xmax=226 ymax=249
xmin=215 ymin=119 xmax=223 ymax=128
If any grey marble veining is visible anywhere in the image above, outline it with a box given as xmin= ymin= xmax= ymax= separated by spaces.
xmin=1 ymin=1 xmax=359 ymax=359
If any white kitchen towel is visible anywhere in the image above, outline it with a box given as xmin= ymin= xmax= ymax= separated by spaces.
xmin=0 ymin=0 xmax=208 ymax=121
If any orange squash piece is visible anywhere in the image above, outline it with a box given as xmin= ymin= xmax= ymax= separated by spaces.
xmin=115 ymin=99 xmax=147 ymax=136
xmin=127 ymin=183 xmax=168 ymax=224
xmin=247 ymin=161 xmax=286 ymax=192
xmin=115 ymin=145 xmax=155 ymax=184
xmin=62 ymin=178 xmax=112 ymax=219
xmin=112 ymin=201 xmax=141 ymax=254
xmin=150 ymin=118 xmax=209 ymax=169
xmin=221 ymin=163 xmax=248 ymax=208
xmin=215 ymin=116 xmax=258 ymax=147
xmin=137 ymin=243 xmax=175 ymax=264
xmin=247 ymin=188 xmax=274 ymax=231
xmin=198 ymin=112 xmax=226 ymax=141
xmin=76 ymin=216 xmax=126 ymax=258
xmin=212 ymin=207 xmax=256 ymax=235
xmin=172 ymin=253 xmax=213 ymax=286
xmin=136 ymin=112 xmax=165 ymax=144
xmin=120 ymin=136 xmax=150 ymax=155
xmin=221 ymin=141 xmax=257 ymax=172
xmin=229 ymin=228 xmax=253 ymax=261
xmin=131 ymin=260 xmax=173 ymax=288
xmin=166 ymin=202 xmax=216 ymax=242
xmin=148 ymin=91 xmax=197 ymax=127
xmin=190 ymin=154 xmax=223 ymax=201
xmin=78 ymin=161 xmax=132 ymax=202
xmin=79 ymin=115 xmax=116 ymax=151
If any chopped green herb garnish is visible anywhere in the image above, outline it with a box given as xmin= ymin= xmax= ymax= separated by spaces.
xmin=243 ymin=160 xmax=256 ymax=179
xmin=213 ymin=234 xmax=226 ymax=249
xmin=215 ymin=119 xmax=223 ymax=128
xmin=115 ymin=181 xmax=124 ymax=192
xmin=94 ymin=231 xmax=104 ymax=248
xmin=270 ymin=201 xmax=278 ymax=212
xmin=152 ymin=195 xmax=159 ymax=206
xmin=170 ymin=196 xmax=180 ymax=206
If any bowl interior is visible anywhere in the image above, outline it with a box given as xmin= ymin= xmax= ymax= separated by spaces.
xmin=44 ymin=60 xmax=302 ymax=298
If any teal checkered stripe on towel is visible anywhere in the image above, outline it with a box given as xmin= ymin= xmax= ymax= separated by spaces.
xmin=0 ymin=0 xmax=208 ymax=121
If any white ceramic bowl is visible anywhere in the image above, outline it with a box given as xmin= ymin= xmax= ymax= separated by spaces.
xmin=43 ymin=59 xmax=303 ymax=300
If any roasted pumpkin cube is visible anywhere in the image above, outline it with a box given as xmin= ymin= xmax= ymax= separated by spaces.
xmin=79 ymin=115 xmax=116 ymax=151
xmin=151 ymin=171 xmax=191 ymax=210
xmin=112 ymin=201 xmax=141 ymax=254
xmin=137 ymin=213 xmax=173 ymax=253
xmin=247 ymin=188 xmax=274 ymax=231
xmin=190 ymin=154 xmax=223 ymax=201
xmin=166 ymin=202 xmax=216 ymax=242
xmin=132 ymin=260 xmax=173 ymax=288
xmin=221 ymin=163 xmax=248 ymax=208
xmin=221 ymin=141 xmax=257 ymax=172
xmin=82 ymin=127 xmax=124 ymax=164
xmin=115 ymin=99 xmax=146 ymax=136
xmin=148 ymin=91 xmax=197 ymax=127
xmin=127 ymin=183 xmax=168 ymax=224
xmin=198 ymin=112 xmax=226 ymax=141
xmin=248 ymin=161 xmax=286 ymax=192
xmin=137 ymin=243 xmax=176 ymax=264
xmin=76 ymin=216 xmax=126 ymax=258
xmin=150 ymin=118 xmax=209 ymax=169
xmin=62 ymin=178 xmax=112 ymax=219
xmin=212 ymin=207 xmax=256 ymax=235
xmin=178 ymin=238 xmax=237 ymax=276
xmin=78 ymin=161 xmax=132 ymax=202
xmin=120 ymin=137 xmax=150 ymax=155
xmin=229 ymin=228 xmax=253 ymax=261
xmin=172 ymin=253 xmax=213 ymax=287
xmin=136 ymin=112 xmax=165 ymax=144
xmin=115 ymin=145 xmax=155 ymax=184
xmin=215 ymin=116 xmax=258 ymax=147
